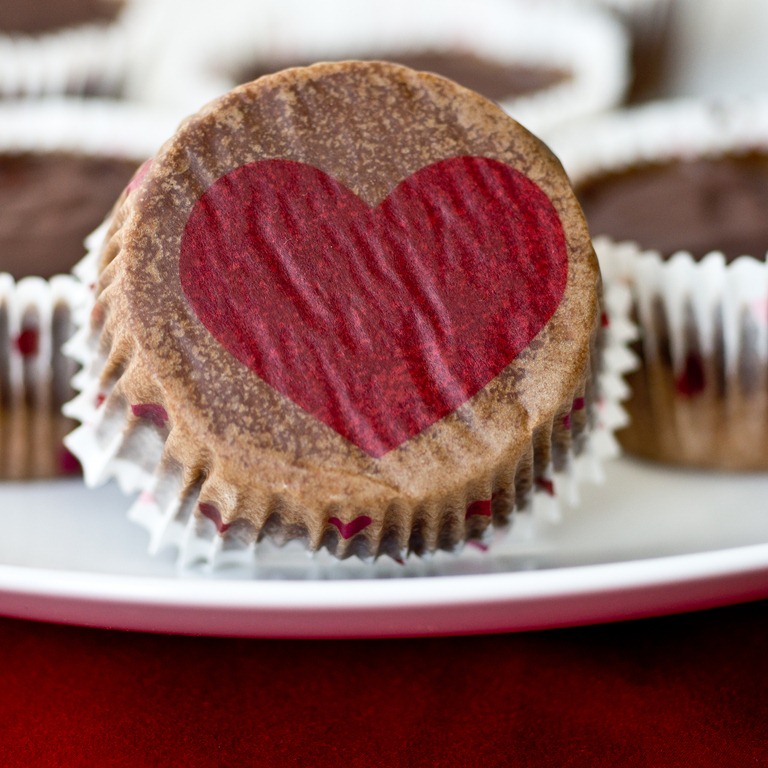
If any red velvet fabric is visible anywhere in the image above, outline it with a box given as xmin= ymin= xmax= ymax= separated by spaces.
xmin=1 ymin=600 xmax=767 ymax=767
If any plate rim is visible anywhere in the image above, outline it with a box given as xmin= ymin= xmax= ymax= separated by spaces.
xmin=2 ymin=539 xmax=768 ymax=609
xmin=3 ymin=472 xmax=768 ymax=636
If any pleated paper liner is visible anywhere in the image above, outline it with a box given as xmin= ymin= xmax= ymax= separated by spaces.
xmin=0 ymin=0 xmax=206 ymax=113
xmin=0 ymin=0 xmax=138 ymax=101
xmin=0 ymin=275 xmax=84 ymax=478
xmin=64 ymin=221 xmax=634 ymax=573
xmin=552 ymin=97 xmax=768 ymax=469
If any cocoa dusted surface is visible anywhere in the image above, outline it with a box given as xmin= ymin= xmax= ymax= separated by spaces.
xmin=0 ymin=152 xmax=139 ymax=279
xmin=95 ymin=62 xmax=599 ymax=554
xmin=0 ymin=0 xmax=121 ymax=35
xmin=578 ymin=153 xmax=768 ymax=262
xmin=241 ymin=52 xmax=570 ymax=104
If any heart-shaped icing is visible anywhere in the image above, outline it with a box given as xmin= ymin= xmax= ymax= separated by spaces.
xmin=180 ymin=157 xmax=567 ymax=457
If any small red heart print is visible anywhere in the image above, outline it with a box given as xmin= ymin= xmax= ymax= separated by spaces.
xmin=329 ymin=515 xmax=373 ymax=539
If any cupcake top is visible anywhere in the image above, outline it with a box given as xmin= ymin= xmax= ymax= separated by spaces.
xmin=84 ymin=61 xmax=600 ymax=554
xmin=577 ymin=153 xmax=768 ymax=262
xmin=0 ymin=0 xmax=122 ymax=36
xmin=552 ymin=97 xmax=768 ymax=265
xmin=0 ymin=152 xmax=139 ymax=279
xmin=0 ymin=99 xmax=178 ymax=280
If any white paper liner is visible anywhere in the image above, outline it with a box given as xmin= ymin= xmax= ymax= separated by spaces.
xmin=0 ymin=24 xmax=129 ymax=99
xmin=64 ymin=216 xmax=635 ymax=573
xmin=583 ymin=0 xmax=671 ymax=32
xmin=0 ymin=0 xmax=156 ymax=102
xmin=562 ymin=0 xmax=673 ymax=66
xmin=0 ymin=98 xmax=179 ymax=156
xmin=0 ymin=99 xmax=180 ymax=478
xmin=551 ymin=96 xmax=768 ymax=468
xmin=0 ymin=1 xmax=203 ymax=116
xmin=136 ymin=0 xmax=629 ymax=136
xmin=0 ymin=274 xmax=87 ymax=478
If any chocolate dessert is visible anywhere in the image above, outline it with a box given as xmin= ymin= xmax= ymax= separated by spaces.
xmin=66 ymin=61 xmax=601 ymax=561
xmin=566 ymin=106 xmax=768 ymax=470
xmin=0 ymin=152 xmax=140 ymax=279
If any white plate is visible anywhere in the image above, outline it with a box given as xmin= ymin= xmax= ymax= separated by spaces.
xmin=2 ymin=457 xmax=768 ymax=637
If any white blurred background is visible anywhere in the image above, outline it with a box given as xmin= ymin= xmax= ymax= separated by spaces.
xmin=660 ymin=0 xmax=768 ymax=99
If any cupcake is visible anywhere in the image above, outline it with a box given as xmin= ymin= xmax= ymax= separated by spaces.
xmin=0 ymin=99 xmax=177 ymax=479
xmin=148 ymin=0 xmax=629 ymax=137
xmin=65 ymin=61 xmax=606 ymax=564
xmin=552 ymin=97 xmax=768 ymax=470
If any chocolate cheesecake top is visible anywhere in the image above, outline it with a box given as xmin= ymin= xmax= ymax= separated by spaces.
xmin=577 ymin=152 xmax=768 ymax=262
xmin=92 ymin=61 xmax=599 ymax=551
xmin=0 ymin=152 xmax=139 ymax=279
xmin=0 ymin=0 xmax=122 ymax=35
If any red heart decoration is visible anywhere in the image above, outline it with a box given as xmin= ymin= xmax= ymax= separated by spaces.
xmin=180 ymin=157 xmax=567 ymax=457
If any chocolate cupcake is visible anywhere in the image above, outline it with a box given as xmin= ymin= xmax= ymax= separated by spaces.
xmin=156 ymin=0 xmax=628 ymax=137
xmin=552 ymin=97 xmax=768 ymax=470
xmin=65 ymin=61 xmax=606 ymax=564
xmin=0 ymin=99 xmax=176 ymax=479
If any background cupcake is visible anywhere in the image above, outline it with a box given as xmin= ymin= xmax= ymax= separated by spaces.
xmin=136 ymin=0 xmax=629 ymax=137
xmin=0 ymin=99 xmax=177 ymax=479
xmin=552 ymin=97 xmax=768 ymax=470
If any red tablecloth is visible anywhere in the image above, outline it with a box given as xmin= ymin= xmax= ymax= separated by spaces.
xmin=2 ymin=599 xmax=767 ymax=766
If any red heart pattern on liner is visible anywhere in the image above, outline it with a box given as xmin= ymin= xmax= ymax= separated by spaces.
xmin=180 ymin=156 xmax=567 ymax=457
xmin=329 ymin=516 xmax=373 ymax=540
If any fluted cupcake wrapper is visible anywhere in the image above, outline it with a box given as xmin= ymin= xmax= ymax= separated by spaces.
xmin=0 ymin=274 xmax=88 ymax=479
xmin=595 ymin=238 xmax=768 ymax=468
xmin=0 ymin=1 xmax=214 ymax=114
xmin=64 ymin=60 xmax=635 ymax=571
xmin=64 ymin=222 xmax=634 ymax=572
xmin=0 ymin=98 xmax=179 ymax=157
